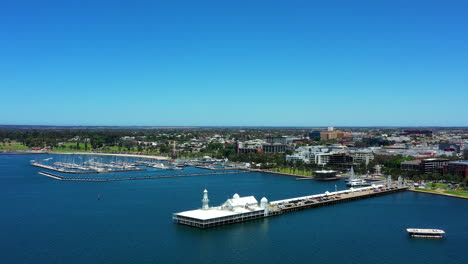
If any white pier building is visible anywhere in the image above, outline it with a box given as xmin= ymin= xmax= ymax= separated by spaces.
xmin=173 ymin=190 xmax=271 ymax=228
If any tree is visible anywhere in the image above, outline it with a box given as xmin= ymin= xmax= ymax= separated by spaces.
xmin=159 ymin=144 xmax=170 ymax=153
xmin=461 ymin=178 xmax=468 ymax=189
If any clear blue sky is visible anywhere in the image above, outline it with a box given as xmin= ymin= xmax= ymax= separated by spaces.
xmin=1 ymin=0 xmax=467 ymax=126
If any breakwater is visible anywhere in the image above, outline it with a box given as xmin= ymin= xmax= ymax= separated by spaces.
xmin=38 ymin=170 xmax=251 ymax=182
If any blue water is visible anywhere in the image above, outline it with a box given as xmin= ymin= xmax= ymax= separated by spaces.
xmin=1 ymin=154 xmax=467 ymax=264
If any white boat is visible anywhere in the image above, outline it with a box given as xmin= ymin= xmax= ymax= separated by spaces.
xmin=347 ymin=178 xmax=371 ymax=187
xmin=153 ymin=163 xmax=168 ymax=169
xmin=345 ymin=167 xmax=371 ymax=187
xmin=406 ymin=228 xmax=445 ymax=238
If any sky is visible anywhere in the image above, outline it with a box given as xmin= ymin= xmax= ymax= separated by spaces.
xmin=1 ymin=0 xmax=467 ymax=127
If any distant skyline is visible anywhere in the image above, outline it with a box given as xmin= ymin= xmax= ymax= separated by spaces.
xmin=1 ymin=0 xmax=467 ymax=126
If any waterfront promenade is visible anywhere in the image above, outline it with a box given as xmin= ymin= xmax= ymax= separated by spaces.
xmin=409 ymin=188 xmax=468 ymax=200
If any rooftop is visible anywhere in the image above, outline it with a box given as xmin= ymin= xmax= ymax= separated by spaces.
xmin=448 ymin=160 xmax=468 ymax=165
xmin=401 ymin=160 xmax=421 ymax=165
xmin=174 ymin=194 xmax=264 ymax=221
xmin=176 ymin=208 xmax=240 ymax=220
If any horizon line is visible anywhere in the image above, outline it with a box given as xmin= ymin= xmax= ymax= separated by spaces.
xmin=1 ymin=124 xmax=468 ymax=129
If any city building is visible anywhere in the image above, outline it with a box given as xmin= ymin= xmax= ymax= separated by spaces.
xmin=400 ymin=160 xmax=421 ymax=171
xmin=236 ymin=140 xmax=264 ymax=153
xmin=401 ymin=158 xmax=449 ymax=174
xmin=308 ymin=131 xmax=321 ymax=140
xmin=266 ymin=136 xmax=288 ymax=144
xmin=402 ymin=130 xmax=433 ymax=137
xmin=439 ymin=143 xmax=461 ymax=153
xmin=328 ymin=153 xmax=354 ymax=167
xmin=285 ymin=154 xmax=307 ymax=163
xmin=350 ymin=150 xmax=374 ymax=166
xmin=320 ymin=130 xmax=351 ymax=141
xmin=445 ymin=160 xmax=468 ymax=179
xmin=262 ymin=144 xmax=289 ymax=153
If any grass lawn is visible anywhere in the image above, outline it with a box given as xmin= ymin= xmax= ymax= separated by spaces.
xmin=52 ymin=142 xmax=89 ymax=152
xmin=443 ymin=190 xmax=468 ymax=198
xmin=0 ymin=143 xmax=29 ymax=151
xmin=273 ymin=168 xmax=313 ymax=176
xmin=415 ymin=188 xmax=439 ymax=193
xmin=432 ymin=183 xmax=449 ymax=189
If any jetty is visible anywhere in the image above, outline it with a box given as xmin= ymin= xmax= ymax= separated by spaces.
xmin=173 ymin=183 xmax=408 ymax=229
xmin=37 ymin=170 xmax=251 ymax=182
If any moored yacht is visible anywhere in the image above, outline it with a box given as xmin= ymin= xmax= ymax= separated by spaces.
xmin=345 ymin=167 xmax=370 ymax=187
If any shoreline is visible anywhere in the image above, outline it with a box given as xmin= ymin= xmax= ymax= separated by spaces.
xmin=248 ymin=168 xmax=316 ymax=178
xmin=48 ymin=152 xmax=170 ymax=160
xmin=409 ymin=188 xmax=468 ymax=200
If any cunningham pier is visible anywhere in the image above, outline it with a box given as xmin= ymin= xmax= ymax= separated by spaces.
xmin=173 ymin=177 xmax=408 ymax=229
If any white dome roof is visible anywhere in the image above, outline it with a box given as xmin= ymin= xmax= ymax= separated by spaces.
xmin=261 ymin=197 xmax=268 ymax=202
xmin=204 ymin=189 xmax=208 ymax=193
xmin=233 ymin=193 xmax=240 ymax=199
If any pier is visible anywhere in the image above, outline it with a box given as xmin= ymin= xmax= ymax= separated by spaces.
xmin=173 ymin=184 xmax=408 ymax=228
xmin=270 ymin=185 xmax=406 ymax=214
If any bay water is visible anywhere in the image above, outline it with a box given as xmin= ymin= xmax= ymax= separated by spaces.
xmin=1 ymin=154 xmax=466 ymax=264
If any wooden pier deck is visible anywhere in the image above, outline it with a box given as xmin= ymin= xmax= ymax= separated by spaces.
xmin=270 ymin=186 xmax=407 ymax=214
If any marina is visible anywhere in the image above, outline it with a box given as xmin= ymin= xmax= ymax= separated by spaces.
xmin=31 ymin=161 xmax=146 ymax=174
xmin=31 ymin=155 xmax=252 ymax=180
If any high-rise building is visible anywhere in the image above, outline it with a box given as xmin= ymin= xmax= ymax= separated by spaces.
xmin=445 ymin=160 xmax=468 ymax=178
xmin=308 ymin=131 xmax=321 ymax=140
xmin=320 ymin=130 xmax=350 ymax=140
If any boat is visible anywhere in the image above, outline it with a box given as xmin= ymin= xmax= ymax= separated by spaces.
xmin=345 ymin=167 xmax=371 ymax=187
xmin=406 ymin=228 xmax=445 ymax=238
xmin=347 ymin=178 xmax=371 ymax=187
xmin=152 ymin=163 xmax=168 ymax=169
